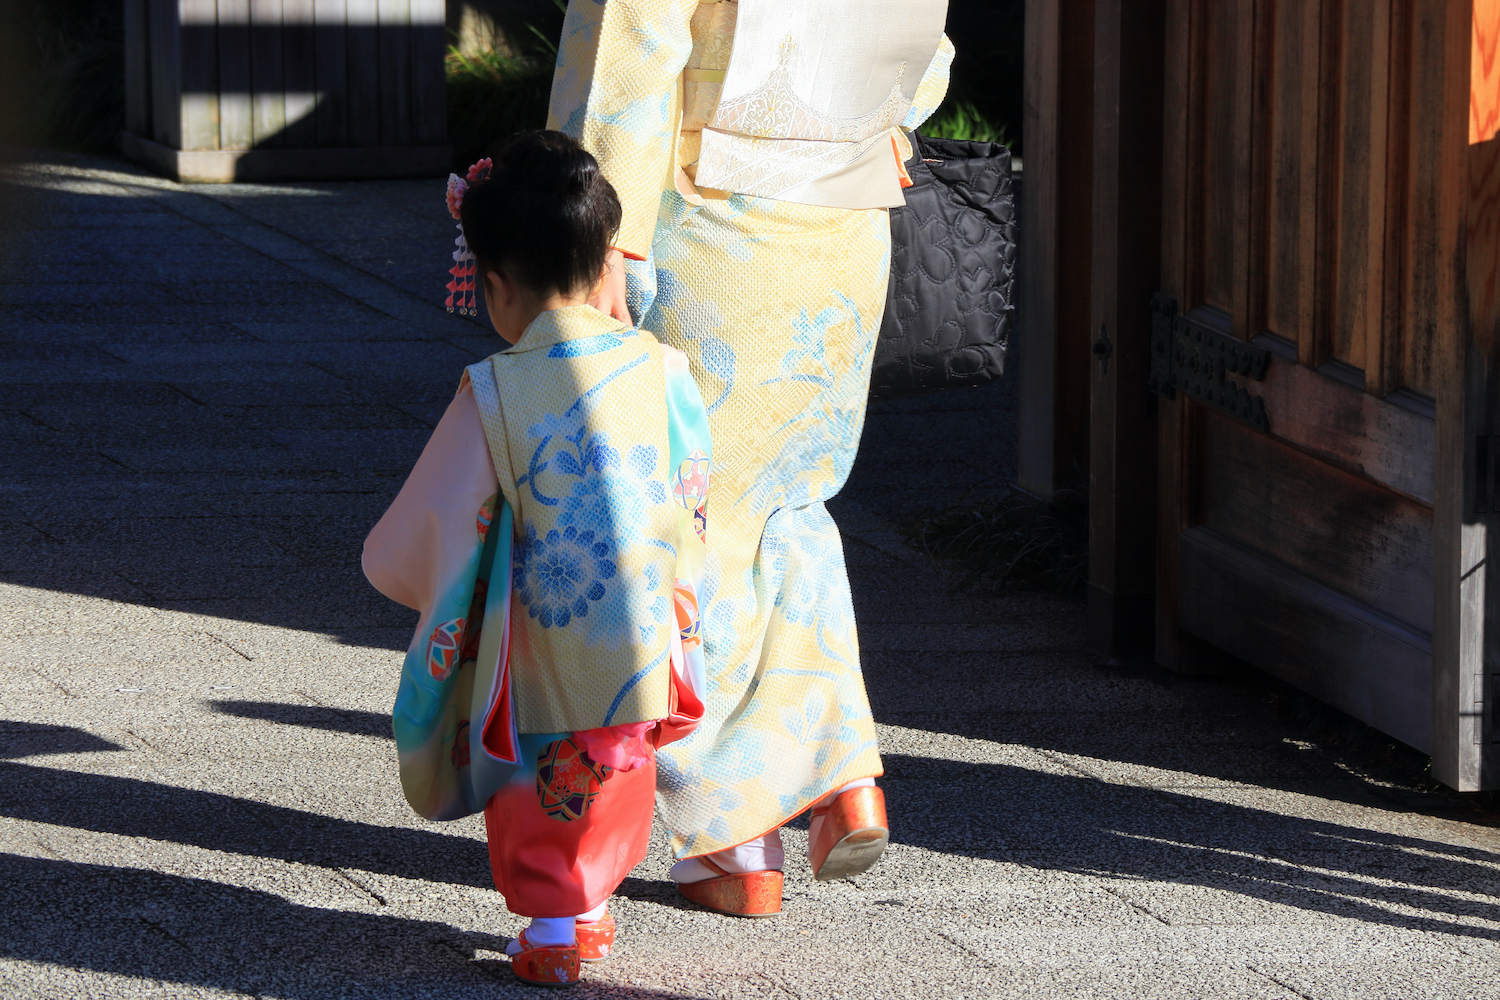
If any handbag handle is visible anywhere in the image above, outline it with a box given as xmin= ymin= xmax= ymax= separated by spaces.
xmin=910 ymin=129 xmax=934 ymax=162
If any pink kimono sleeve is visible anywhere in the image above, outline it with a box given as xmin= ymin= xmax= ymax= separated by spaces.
xmin=363 ymin=384 xmax=500 ymax=614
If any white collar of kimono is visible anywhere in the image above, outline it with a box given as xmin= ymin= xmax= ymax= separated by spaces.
xmin=503 ymin=304 xmax=635 ymax=355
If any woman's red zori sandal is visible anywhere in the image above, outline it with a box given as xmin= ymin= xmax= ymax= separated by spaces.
xmin=676 ymin=856 xmax=784 ymax=917
xmin=809 ymin=785 xmax=889 ymax=881
xmin=509 ymin=929 xmax=581 ymax=986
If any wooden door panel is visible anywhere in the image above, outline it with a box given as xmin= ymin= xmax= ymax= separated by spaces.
xmin=1192 ymin=0 xmax=1255 ymax=321
xmin=1178 ymin=526 xmax=1433 ymax=752
xmin=1136 ymin=0 xmax=1483 ymax=783
xmin=1394 ymin=0 xmax=1463 ymax=401
xmin=1262 ymin=0 xmax=1321 ymax=353
xmin=1251 ymin=335 xmax=1437 ymax=502
xmin=1198 ymin=408 xmax=1434 ymax=631
xmin=1327 ymin=0 xmax=1394 ymax=377
xmin=1152 ymin=0 xmax=1468 ymax=779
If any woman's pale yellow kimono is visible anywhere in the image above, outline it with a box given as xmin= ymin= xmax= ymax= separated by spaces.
xmin=548 ymin=0 xmax=952 ymax=857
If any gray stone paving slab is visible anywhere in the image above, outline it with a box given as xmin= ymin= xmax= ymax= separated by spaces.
xmin=4 ymin=151 xmax=1500 ymax=998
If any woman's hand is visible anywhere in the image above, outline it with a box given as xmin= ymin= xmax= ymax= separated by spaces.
xmin=590 ymin=248 xmax=632 ymax=324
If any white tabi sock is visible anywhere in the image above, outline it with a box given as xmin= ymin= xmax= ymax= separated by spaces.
xmin=575 ymin=900 xmax=609 ymax=922
xmin=504 ymin=899 xmax=610 ymax=955
xmin=506 ymin=916 xmax=577 ymax=955
xmin=671 ymin=828 xmax=786 ymax=884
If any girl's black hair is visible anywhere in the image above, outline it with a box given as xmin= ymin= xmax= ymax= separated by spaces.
xmin=459 ymin=130 xmax=623 ymax=298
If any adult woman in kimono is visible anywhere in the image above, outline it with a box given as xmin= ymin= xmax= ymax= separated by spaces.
xmin=547 ymin=0 xmax=953 ymax=913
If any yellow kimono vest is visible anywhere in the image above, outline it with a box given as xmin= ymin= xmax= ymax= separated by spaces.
xmin=466 ymin=305 xmax=711 ymax=734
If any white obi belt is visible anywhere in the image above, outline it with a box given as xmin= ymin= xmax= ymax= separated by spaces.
xmin=686 ymin=0 xmax=948 ymax=210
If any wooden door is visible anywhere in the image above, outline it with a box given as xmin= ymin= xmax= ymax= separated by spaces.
xmin=1151 ymin=0 xmax=1483 ymax=783
xmin=1018 ymin=0 xmax=1095 ymax=500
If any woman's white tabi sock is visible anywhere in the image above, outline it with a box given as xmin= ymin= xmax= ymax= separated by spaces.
xmin=505 ymin=901 xmax=608 ymax=955
xmin=575 ymin=900 xmax=609 ymax=922
xmin=671 ymin=829 xmax=786 ymax=884
xmin=670 ymin=778 xmax=877 ymax=884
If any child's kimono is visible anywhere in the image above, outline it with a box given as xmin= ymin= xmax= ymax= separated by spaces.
xmin=363 ymin=304 xmax=711 ymax=916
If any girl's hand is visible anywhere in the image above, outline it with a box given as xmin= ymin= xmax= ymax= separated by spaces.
xmin=591 ymin=248 xmax=632 ymax=324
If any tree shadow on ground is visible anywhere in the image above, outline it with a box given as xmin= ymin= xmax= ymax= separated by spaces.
xmin=210 ymin=698 xmax=392 ymax=738
xmin=4 ymin=729 xmax=1496 ymax=946
xmin=0 ymin=853 xmax=707 ymax=1000
xmin=866 ymin=657 xmax=1461 ymax=821
xmin=0 ymin=720 xmax=125 ymax=758
xmin=880 ymin=752 xmax=1500 ymax=941
xmin=0 ymin=759 xmax=490 ymax=889
xmin=97 ymin=699 xmax=1500 ymax=943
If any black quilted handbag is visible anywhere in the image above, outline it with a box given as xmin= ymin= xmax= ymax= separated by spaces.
xmin=869 ymin=132 xmax=1017 ymax=400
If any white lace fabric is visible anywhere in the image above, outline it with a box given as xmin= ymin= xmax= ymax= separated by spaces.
xmin=683 ymin=0 xmax=947 ymax=208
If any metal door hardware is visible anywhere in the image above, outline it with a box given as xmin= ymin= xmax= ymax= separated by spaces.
xmin=1093 ymin=325 xmax=1113 ymax=375
xmin=1149 ymin=292 xmax=1271 ymax=432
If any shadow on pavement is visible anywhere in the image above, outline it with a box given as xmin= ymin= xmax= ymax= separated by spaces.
xmin=880 ymin=752 xmax=1500 ymax=941
xmin=0 ymin=853 xmax=708 ymax=999
xmin=0 ymin=721 xmax=125 ymax=759
xmin=211 ymin=699 xmax=392 ymax=739
xmin=3 ymin=743 xmax=1496 ymax=943
xmin=613 ymin=875 xmax=702 ymax=914
xmin=0 ymin=760 xmax=491 ymax=889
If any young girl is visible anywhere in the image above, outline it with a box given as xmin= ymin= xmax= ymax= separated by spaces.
xmin=363 ymin=130 xmax=710 ymax=987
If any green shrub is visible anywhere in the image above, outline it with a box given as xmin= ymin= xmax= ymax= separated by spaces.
xmin=923 ymin=98 xmax=1009 ymax=147
xmin=944 ymin=0 xmax=1023 ymax=153
xmin=445 ymin=45 xmax=553 ymax=171
xmin=16 ymin=0 xmax=124 ymax=152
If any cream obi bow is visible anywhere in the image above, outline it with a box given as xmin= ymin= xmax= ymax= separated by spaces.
xmin=690 ymin=0 xmax=947 ymax=210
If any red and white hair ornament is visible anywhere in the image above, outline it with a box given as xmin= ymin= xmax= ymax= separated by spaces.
xmin=445 ymin=157 xmax=492 ymax=316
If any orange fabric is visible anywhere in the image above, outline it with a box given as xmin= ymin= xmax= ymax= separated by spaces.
xmin=480 ymin=644 xmax=517 ymax=762
xmin=653 ymin=662 xmax=705 ymax=749
xmin=1477 ymin=0 xmax=1500 ymax=143
xmin=485 ymin=746 xmax=656 ymax=917
xmin=893 ymin=133 xmax=914 ymax=188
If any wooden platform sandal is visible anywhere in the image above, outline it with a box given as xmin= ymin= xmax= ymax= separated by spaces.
xmin=809 ymin=785 xmax=889 ymax=881
xmin=575 ymin=908 xmax=615 ymax=962
xmin=508 ymin=930 xmax=581 ymax=987
xmin=676 ymin=857 xmax=784 ymax=917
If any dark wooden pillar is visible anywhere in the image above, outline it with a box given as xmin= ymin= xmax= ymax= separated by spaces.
xmin=1086 ymin=0 xmax=1165 ymax=658
xmin=1018 ymin=0 xmax=1094 ymax=497
xmin=1436 ymin=0 xmax=1494 ymax=790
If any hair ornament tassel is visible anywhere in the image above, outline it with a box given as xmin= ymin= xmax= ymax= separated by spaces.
xmin=445 ymin=157 xmax=492 ymax=315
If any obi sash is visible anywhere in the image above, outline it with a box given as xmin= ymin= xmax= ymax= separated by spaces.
xmin=691 ymin=0 xmax=948 ymax=209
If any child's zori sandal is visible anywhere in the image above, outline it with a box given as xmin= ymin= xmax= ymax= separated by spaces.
xmin=676 ymin=856 xmax=784 ymax=917
xmin=507 ymin=930 xmax=581 ymax=987
xmin=575 ymin=907 xmax=616 ymax=962
xmin=809 ymin=785 xmax=889 ymax=881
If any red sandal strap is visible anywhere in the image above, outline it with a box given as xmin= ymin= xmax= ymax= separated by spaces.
xmin=697 ymin=855 xmax=732 ymax=878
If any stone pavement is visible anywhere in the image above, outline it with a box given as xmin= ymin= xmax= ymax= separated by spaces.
xmin=2 ymin=152 xmax=1500 ymax=999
